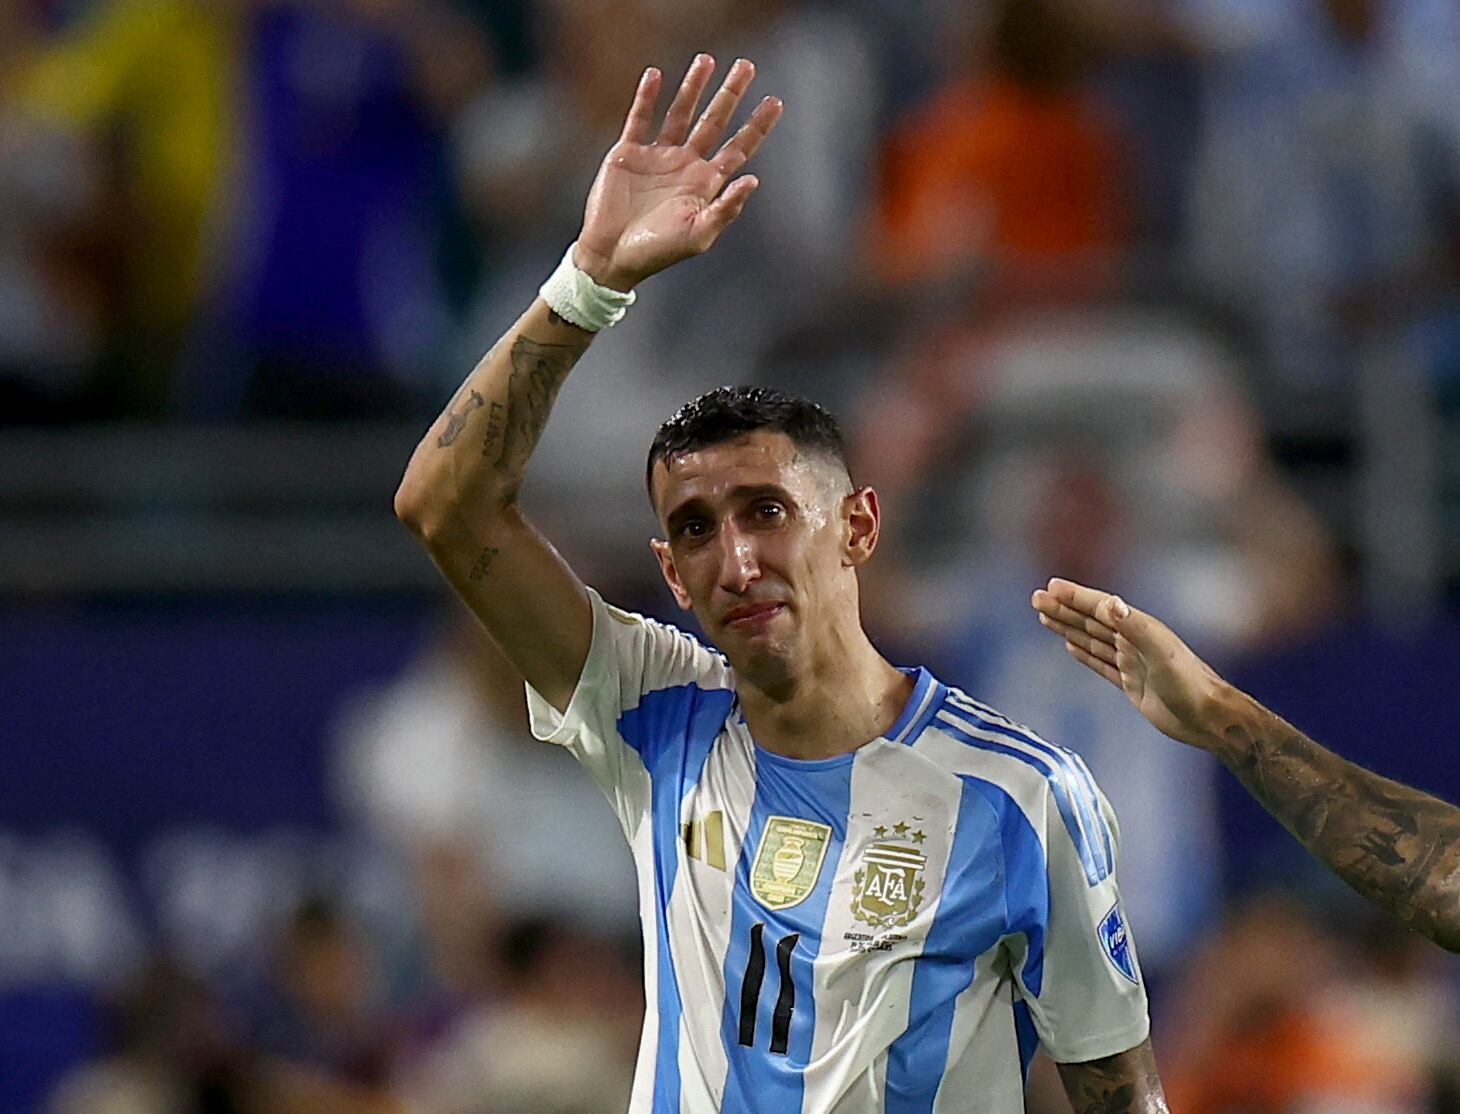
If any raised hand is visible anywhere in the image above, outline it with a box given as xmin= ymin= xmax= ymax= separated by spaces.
xmin=574 ymin=55 xmax=784 ymax=291
xmin=1030 ymin=578 xmax=1230 ymax=750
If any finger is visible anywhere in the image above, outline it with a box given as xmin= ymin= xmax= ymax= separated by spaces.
xmin=693 ymin=174 xmax=758 ymax=249
xmin=619 ymin=66 xmax=662 ymax=144
xmin=688 ymin=57 xmax=755 ymax=156
xmin=1030 ymin=589 xmax=1117 ymax=646
xmin=1038 ymin=613 xmax=1118 ymax=665
xmin=1044 ymin=577 xmax=1119 ymax=620
xmin=657 ymin=53 xmax=716 ymax=147
xmin=1066 ymin=642 xmax=1123 ymax=687
xmin=710 ymin=95 xmax=783 ymax=180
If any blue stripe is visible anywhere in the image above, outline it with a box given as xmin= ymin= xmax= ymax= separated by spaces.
xmin=947 ymin=691 xmax=1114 ymax=877
xmin=1013 ymin=1001 xmax=1039 ymax=1080
xmin=719 ymin=749 xmax=853 ymax=1113
xmin=617 ymin=684 xmax=737 ymax=1113
xmin=935 ymin=707 xmax=1106 ymax=887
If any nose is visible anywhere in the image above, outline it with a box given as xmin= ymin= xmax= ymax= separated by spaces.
xmin=716 ymin=521 xmax=761 ymax=595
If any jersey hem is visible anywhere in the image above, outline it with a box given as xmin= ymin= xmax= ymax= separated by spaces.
xmin=1041 ymin=1016 xmax=1150 ymax=1065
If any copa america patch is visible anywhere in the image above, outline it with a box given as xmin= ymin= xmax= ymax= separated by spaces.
xmin=1098 ymin=903 xmax=1139 ymax=985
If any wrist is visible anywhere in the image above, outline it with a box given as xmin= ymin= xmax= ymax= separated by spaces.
xmin=539 ymin=243 xmax=637 ymax=332
xmin=572 ymin=242 xmax=638 ymax=293
xmin=1194 ymin=681 xmax=1259 ymax=760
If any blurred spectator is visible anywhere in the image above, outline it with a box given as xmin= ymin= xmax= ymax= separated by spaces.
xmin=48 ymin=956 xmax=249 ymax=1114
xmin=194 ymin=0 xmax=489 ymax=421
xmin=332 ymin=604 xmax=639 ymax=937
xmin=8 ymin=0 xmax=488 ymax=421
xmin=1179 ymin=0 xmax=1460 ymax=413
xmin=3 ymin=0 xmax=223 ymax=418
xmin=406 ymin=916 xmax=636 ymax=1114
xmin=871 ymin=0 xmax=1126 ymax=295
xmin=249 ymin=896 xmax=394 ymax=1086
xmin=1162 ymin=893 xmax=1449 ymax=1113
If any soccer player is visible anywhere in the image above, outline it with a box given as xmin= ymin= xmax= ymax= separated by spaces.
xmin=1032 ymin=577 xmax=1460 ymax=953
xmin=396 ymin=55 xmax=1169 ymax=1113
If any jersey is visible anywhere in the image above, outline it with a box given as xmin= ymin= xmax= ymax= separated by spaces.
xmin=526 ymin=589 xmax=1150 ymax=1114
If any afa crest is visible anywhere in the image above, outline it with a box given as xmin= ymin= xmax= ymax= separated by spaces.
xmin=850 ymin=826 xmax=928 ymax=929
xmin=750 ymin=816 xmax=832 ymax=910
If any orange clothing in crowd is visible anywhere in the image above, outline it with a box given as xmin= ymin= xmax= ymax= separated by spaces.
xmin=1166 ymin=1003 xmax=1425 ymax=1114
xmin=874 ymin=75 xmax=1124 ymax=283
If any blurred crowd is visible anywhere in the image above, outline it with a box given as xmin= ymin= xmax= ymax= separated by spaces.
xmin=5 ymin=0 xmax=1460 ymax=1110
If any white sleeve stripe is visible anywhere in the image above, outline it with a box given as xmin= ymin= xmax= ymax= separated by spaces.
xmin=934 ymin=708 xmax=1110 ymax=886
xmin=943 ymin=691 xmax=1114 ymax=877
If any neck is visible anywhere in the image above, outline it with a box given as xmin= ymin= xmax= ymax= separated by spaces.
xmin=736 ymin=624 xmax=913 ymax=761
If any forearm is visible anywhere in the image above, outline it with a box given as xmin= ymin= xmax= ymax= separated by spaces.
xmin=1205 ymin=686 xmax=1460 ymax=951
xmin=1057 ymin=1039 xmax=1169 ymax=1114
xmin=395 ymin=299 xmax=592 ymax=539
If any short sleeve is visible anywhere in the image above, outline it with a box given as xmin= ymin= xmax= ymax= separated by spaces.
xmin=1009 ymin=772 xmax=1151 ymax=1064
xmin=524 ymin=588 xmax=730 ymax=836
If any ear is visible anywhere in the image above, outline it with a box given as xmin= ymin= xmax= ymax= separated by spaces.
xmin=842 ymin=486 xmax=881 ymax=568
xmin=649 ymin=538 xmax=694 ymax=610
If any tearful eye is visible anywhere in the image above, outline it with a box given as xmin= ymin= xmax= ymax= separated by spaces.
xmin=756 ymin=502 xmax=784 ymax=521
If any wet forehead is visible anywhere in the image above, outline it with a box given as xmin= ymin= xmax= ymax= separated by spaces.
xmin=653 ymin=431 xmax=825 ymax=514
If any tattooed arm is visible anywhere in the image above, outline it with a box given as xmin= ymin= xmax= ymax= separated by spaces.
xmin=394 ymin=55 xmax=780 ymax=711
xmin=1058 ymin=1040 xmax=1170 ymax=1114
xmin=1032 ymin=578 xmax=1460 ymax=952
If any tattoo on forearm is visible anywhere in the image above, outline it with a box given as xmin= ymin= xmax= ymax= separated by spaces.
xmin=1058 ymin=1043 xmax=1167 ymax=1114
xmin=437 ymin=389 xmax=484 ymax=448
xmin=547 ymin=307 xmax=573 ymax=329
xmin=479 ymin=399 xmax=507 ymax=459
xmin=490 ymin=336 xmax=584 ymax=478
xmin=467 ymin=546 xmax=500 ymax=581
xmin=1221 ymin=706 xmax=1460 ymax=951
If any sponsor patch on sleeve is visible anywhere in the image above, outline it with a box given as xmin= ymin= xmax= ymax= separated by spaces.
xmin=1098 ymin=902 xmax=1140 ymax=985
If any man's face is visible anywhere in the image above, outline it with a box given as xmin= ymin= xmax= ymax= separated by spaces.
xmin=649 ymin=430 xmax=875 ymax=684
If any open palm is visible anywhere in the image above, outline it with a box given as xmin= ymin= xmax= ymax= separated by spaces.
xmin=1031 ymin=579 xmax=1230 ymax=750
xmin=574 ymin=56 xmax=783 ymax=291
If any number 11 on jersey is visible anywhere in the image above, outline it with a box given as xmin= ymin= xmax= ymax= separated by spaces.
xmin=737 ymin=922 xmax=800 ymax=1054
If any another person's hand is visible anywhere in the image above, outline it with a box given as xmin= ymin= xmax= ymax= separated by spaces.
xmin=574 ymin=55 xmax=783 ymax=291
xmin=1030 ymin=578 xmax=1230 ymax=750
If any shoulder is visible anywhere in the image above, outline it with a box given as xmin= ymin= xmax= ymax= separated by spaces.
xmin=914 ymin=685 xmax=1116 ymax=872
xmin=915 ymin=686 xmax=1089 ymax=795
xmin=589 ymin=589 xmax=734 ymax=703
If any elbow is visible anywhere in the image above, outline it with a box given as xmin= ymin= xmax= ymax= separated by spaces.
xmin=393 ymin=473 xmax=434 ymax=538
xmin=394 ymin=468 xmax=516 ymax=545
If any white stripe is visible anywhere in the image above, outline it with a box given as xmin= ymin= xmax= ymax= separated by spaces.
xmin=890 ymin=677 xmax=939 ymax=745
xmin=670 ymin=725 xmax=759 ymax=1112
xmin=626 ymin=813 xmax=662 ymax=1114
xmin=931 ymin=947 xmax=1026 ymax=1113
xmin=804 ymin=740 xmax=962 ymax=1112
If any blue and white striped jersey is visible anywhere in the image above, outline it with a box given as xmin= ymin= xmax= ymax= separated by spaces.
xmin=527 ymin=590 xmax=1149 ymax=1114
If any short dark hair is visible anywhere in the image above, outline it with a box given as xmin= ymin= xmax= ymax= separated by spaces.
xmin=646 ymin=386 xmax=851 ymax=498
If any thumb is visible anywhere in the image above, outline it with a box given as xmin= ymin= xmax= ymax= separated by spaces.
xmin=694 ymin=174 xmax=758 ymax=249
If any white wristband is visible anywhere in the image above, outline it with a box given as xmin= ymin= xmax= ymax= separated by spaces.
xmin=538 ymin=243 xmax=636 ymax=332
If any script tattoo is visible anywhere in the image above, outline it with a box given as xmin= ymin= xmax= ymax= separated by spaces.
xmin=491 ymin=336 xmax=585 ymax=480
xmin=479 ymin=399 xmax=507 ymax=459
xmin=437 ymin=389 xmax=484 ymax=448
xmin=1220 ymin=708 xmax=1460 ymax=952
xmin=1058 ymin=1042 xmax=1167 ymax=1114
xmin=467 ymin=546 xmax=501 ymax=582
